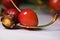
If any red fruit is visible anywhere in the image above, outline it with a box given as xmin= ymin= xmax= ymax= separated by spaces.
xmin=2 ymin=0 xmax=20 ymax=9
xmin=4 ymin=8 xmax=19 ymax=18
xmin=18 ymin=9 xmax=38 ymax=26
xmin=48 ymin=0 xmax=60 ymax=10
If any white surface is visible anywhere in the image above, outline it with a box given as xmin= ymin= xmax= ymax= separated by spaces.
xmin=0 ymin=30 xmax=60 ymax=40
xmin=0 ymin=4 xmax=60 ymax=40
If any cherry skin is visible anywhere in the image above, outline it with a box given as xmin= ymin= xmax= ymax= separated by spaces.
xmin=4 ymin=8 xmax=19 ymax=18
xmin=48 ymin=0 xmax=60 ymax=10
xmin=2 ymin=0 xmax=20 ymax=9
xmin=1 ymin=8 xmax=19 ymax=28
xmin=18 ymin=9 xmax=38 ymax=26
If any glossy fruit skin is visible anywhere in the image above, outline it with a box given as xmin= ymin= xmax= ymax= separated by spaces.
xmin=2 ymin=0 xmax=20 ymax=9
xmin=48 ymin=0 xmax=60 ymax=10
xmin=18 ymin=9 xmax=38 ymax=26
xmin=4 ymin=8 xmax=19 ymax=18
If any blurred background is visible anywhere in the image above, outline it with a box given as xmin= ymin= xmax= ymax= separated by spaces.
xmin=0 ymin=0 xmax=48 ymax=9
xmin=0 ymin=0 xmax=47 ymax=4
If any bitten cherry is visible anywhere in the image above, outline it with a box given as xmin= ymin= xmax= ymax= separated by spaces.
xmin=18 ymin=9 xmax=38 ymax=26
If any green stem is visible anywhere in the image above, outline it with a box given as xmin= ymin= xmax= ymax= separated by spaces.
xmin=17 ymin=14 xmax=58 ymax=29
xmin=10 ymin=0 xmax=58 ymax=29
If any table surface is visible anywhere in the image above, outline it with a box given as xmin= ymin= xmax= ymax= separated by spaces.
xmin=0 ymin=4 xmax=60 ymax=40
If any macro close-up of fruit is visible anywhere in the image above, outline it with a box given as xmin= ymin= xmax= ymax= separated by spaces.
xmin=18 ymin=9 xmax=38 ymax=26
xmin=0 ymin=0 xmax=59 ymax=29
xmin=0 ymin=0 xmax=60 ymax=40
xmin=1 ymin=8 xmax=19 ymax=28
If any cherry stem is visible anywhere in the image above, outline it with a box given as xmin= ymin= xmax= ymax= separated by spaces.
xmin=10 ymin=0 xmax=58 ymax=29
xmin=17 ymin=13 xmax=58 ymax=29
xmin=10 ymin=0 xmax=21 ymax=12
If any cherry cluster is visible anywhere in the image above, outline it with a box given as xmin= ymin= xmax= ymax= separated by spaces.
xmin=1 ymin=0 xmax=38 ymax=29
xmin=1 ymin=0 xmax=60 ymax=29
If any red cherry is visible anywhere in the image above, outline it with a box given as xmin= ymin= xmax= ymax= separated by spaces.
xmin=18 ymin=9 xmax=38 ymax=26
xmin=4 ymin=8 xmax=19 ymax=18
xmin=48 ymin=0 xmax=60 ymax=10
xmin=2 ymin=0 xmax=20 ymax=9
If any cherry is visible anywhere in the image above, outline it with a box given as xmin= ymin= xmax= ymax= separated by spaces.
xmin=48 ymin=0 xmax=60 ymax=10
xmin=4 ymin=8 xmax=19 ymax=18
xmin=1 ymin=8 xmax=19 ymax=29
xmin=18 ymin=9 xmax=38 ymax=26
xmin=2 ymin=0 xmax=20 ymax=9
